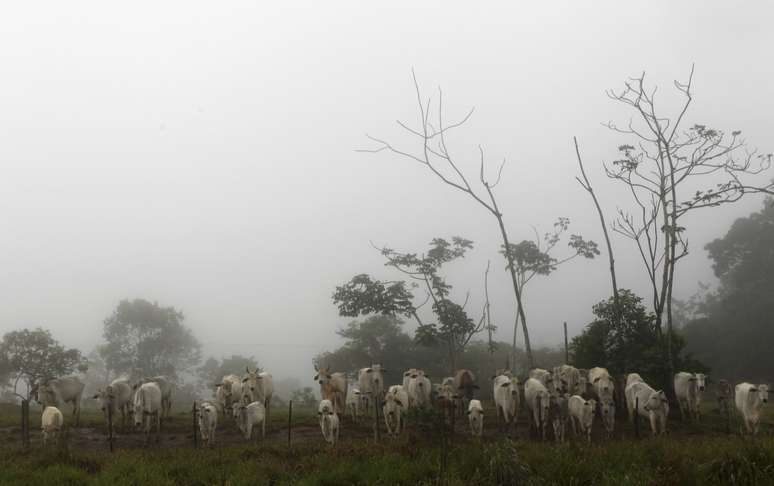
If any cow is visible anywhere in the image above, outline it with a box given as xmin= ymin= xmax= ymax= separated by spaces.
xmin=626 ymin=373 xmax=644 ymax=389
xmin=215 ymin=374 xmax=243 ymax=419
xmin=436 ymin=377 xmax=457 ymax=417
xmin=674 ymin=372 xmax=707 ymax=421
xmin=554 ymin=365 xmax=583 ymax=395
xmin=318 ymin=399 xmax=340 ymax=445
xmin=133 ymin=381 xmax=162 ymax=444
xmin=568 ymin=395 xmax=596 ymax=443
xmin=599 ymin=398 xmax=616 ymax=437
xmin=589 ymin=367 xmax=615 ymax=404
xmin=467 ymin=399 xmax=484 ymax=437
xmin=234 ymin=401 xmax=266 ymax=441
xmin=407 ymin=370 xmax=432 ymax=409
xmin=314 ymin=364 xmax=347 ymax=416
xmin=735 ymin=383 xmax=769 ymax=435
xmin=529 ymin=368 xmax=556 ymax=395
xmin=626 ymin=380 xmax=669 ymax=436
xmin=242 ymin=367 xmax=274 ymax=438
xmin=492 ymin=374 xmax=520 ymax=431
xmin=197 ymin=401 xmax=218 ymax=447
xmin=92 ymin=378 xmax=133 ymax=432
xmin=358 ymin=364 xmax=387 ymax=412
xmin=345 ymin=384 xmax=362 ymax=423
xmin=41 ymin=406 xmax=64 ymax=447
xmin=717 ymin=379 xmax=733 ymax=416
xmin=133 ymin=376 xmax=174 ymax=421
xmin=524 ymin=378 xmax=551 ymax=440
xmin=403 ymin=369 xmax=417 ymax=390
xmin=548 ymin=394 xmax=569 ymax=443
xmin=33 ymin=376 xmax=85 ymax=427
xmin=453 ymin=369 xmax=479 ymax=414
xmin=383 ymin=385 xmax=409 ymax=437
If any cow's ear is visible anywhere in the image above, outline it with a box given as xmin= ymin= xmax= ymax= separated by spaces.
xmin=395 ymin=399 xmax=403 ymax=407
xmin=313 ymin=375 xmax=318 ymax=381
xmin=750 ymin=387 xmax=758 ymax=392
xmin=366 ymin=369 xmax=373 ymax=373
xmin=92 ymin=394 xmax=100 ymax=399
xmin=242 ymin=378 xmax=248 ymax=383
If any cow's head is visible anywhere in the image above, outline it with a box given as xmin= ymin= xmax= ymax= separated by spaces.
xmin=695 ymin=374 xmax=707 ymax=392
xmin=758 ymin=384 xmax=769 ymax=403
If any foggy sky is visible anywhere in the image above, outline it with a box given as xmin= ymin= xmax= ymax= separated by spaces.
xmin=1 ymin=1 xmax=772 ymax=384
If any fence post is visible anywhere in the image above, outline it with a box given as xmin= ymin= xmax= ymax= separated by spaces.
xmin=563 ymin=321 xmax=569 ymax=364
xmin=107 ymin=400 xmax=114 ymax=453
xmin=450 ymin=400 xmax=455 ymax=441
xmin=287 ymin=400 xmax=293 ymax=449
xmin=21 ymin=399 xmax=29 ymax=449
xmin=634 ymin=396 xmax=640 ymax=439
xmin=373 ymin=395 xmax=380 ymax=442
xmin=192 ymin=402 xmax=198 ymax=449
xmin=537 ymin=395 xmax=542 ymax=441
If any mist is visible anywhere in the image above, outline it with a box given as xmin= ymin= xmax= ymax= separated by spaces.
xmin=1 ymin=1 xmax=772 ymax=386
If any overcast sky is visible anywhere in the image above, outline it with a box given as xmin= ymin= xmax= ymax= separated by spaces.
xmin=1 ymin=1 xmax=772 ymax=384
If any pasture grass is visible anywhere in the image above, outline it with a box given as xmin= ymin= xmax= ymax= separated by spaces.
xmin=1 ymin=400 xmax=773 ymax=484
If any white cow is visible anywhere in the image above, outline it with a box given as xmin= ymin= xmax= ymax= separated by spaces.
xmin=735 ymin=383 xmax=769 ymax=435
xmin=242 ymin=367 xmax=274 ymax=438
xmin=529 ymin=368 xmax=556 ymax=395
xmin=568 ymin=395 xmax=596 ymax=443
xmin=407 ymin=371 xmax=432 ymax=409
xmin=554 ymin=365 xmax=583 ymax=395
xmin=626 ymin=380 xmax=669 ymax=436
xmin=234 ymin=401 xmax=266 ymax=441
xmin=383 ymin=385 xmax=409 ymax=437
xmin=402 ymin=369 xmax=417 ymax=390
xmin=674 ymin=372 xmax=707 ymax=421
xmin=468 ymin=399 xmax=484 ymax=437
xmin=318 ymin=399 xmax=340 ymax=445
xmin=41 ymin=406 xmax=64 ymax=447
xmin=524 ymin=378 xmax=551 ymax=440
xmin=197 ymin=401 xmax=218 ymax=447
xmin=34 ymin=376 xmax=85 ymax=427
xmin=493 ymin=374 xmax=520 ymax=430
xmin=314 ymin=365 xmax=348 ymax=416
xmin=133 ymin=382 xmax=162 ymax=444
xmin=92 ymin=378 xmax=133 ymax=432
xmin=626 ymin=373 xmax=644 ymax=388
xmin=217 ymin=374 xmax=243 ymax=419
xmin=133 ymin=376 xmax=173 ymax=420
xmin=358 ymin=364 xmax=387 ymax=411
xmin=589 ymin=367 xmax=615 ymax=404
xmin=345 ymin=384 xmax=362 ymax=423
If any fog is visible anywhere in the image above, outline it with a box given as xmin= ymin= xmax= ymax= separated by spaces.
xmin=1 ymin=1 xmax=772 ymax=385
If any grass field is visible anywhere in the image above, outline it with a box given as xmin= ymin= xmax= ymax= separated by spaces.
xmin=1 ymin=400 xmax=773 ymax=485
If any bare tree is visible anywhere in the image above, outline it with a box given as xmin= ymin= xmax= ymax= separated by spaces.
xmin=602 ymin=66 xmax=773 ymax=375
xmin=359 ymin=71 xmax=536 ymax=367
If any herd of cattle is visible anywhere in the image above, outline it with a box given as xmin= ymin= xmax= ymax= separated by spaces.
xmin=23 ymin=363 xmax=770 ymax=448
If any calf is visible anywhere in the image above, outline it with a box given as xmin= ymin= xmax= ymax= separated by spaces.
xmin=198 ymin=401 xmax=218 ymax=447
xmin=33 ymin=376 xmax=85 ymax=427
xmin=407 ymin=371 xmax=432 ymax=409
xmin=735 ymin=383 xmax=769 ymax=435
xmin=493 ymin=374 xmax=520 ymax=431
xmin=318 ymin=399 xmax=340 ymax=445
xmin=554 ymin=365 xmax=583 ymax=395
xmin=589 ymin=367 xmax=615 ymax=405
xmin=133 ymin=382 xmax=162 ymax=444
xmin=345 ymin=384 xmax=362 ymax=423
xmin=217 ymin=374 xmax=243 ymax=419
xmin=568 ymin=395 xmax=596 ymax=443
xmin=41 ymin=406 xmax=64 ymax=447
xmin=674 ymin=372 xmax=707 ymax=421
xmin=467 ymin=399 xmax=484 ymax=437
xmin=626 ymin=380 xmax=669 ymax=436
xmin=234 ymin=401 xmax=266 ymax=441
xmin=524 ymin=378 xmax=551 ymax=440
xmin=383 ymin=386 xmax=408 ymax=437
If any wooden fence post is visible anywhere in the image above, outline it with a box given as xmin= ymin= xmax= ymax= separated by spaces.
xmin=287 ymin=400 xmax=293 ymax=449
xmin=634 ymin=396 xmax=640 ymax=439
xmin=107 ymin=400 xmax=114 ymax=453
xmin=373 ymin=395 xmax=380 ymax=441
xmin=450 ymin=400 xmax=455 ymax=441
xmin=563 ymin=321 xmax=569 ymax=364
xmin=192 ymin=401 xmax=198 ymax=449
xmin=21 ymin=399 xmax=29 ymax=449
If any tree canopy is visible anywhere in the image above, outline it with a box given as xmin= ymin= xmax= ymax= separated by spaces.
xmin=100 ymin=299 xmax=201 ymax=379
xmin=0 ymin=328 xmax=87 ymax=399
xmin=682 ymin=198 xmax=774 ymax=381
